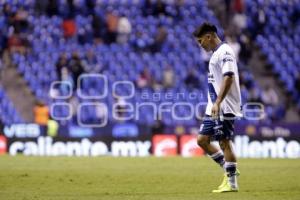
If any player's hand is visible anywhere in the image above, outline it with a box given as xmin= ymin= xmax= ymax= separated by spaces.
xmin=211 ymin=103 xmax=220 ymax=119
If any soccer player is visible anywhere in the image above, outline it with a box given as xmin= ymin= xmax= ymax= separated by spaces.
xmin=193 ymin=23 xmax=242 ymax=193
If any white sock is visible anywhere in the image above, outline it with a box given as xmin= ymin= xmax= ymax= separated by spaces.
xmin=225 ymin=162 xmax=238 ymax=189
xmin=210 ymin=151 xmax=225 ymax=170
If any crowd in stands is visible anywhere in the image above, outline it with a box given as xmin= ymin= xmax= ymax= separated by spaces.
xmin=0 ymin=0 xmax=299 ymax=127
xmin=216 ymin=0 xmax=292 ymax=121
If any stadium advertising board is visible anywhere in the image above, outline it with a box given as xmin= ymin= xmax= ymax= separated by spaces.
xmin=152 ymin=134 xmax=300 ymax=158
xmin=2 ymin=122 xmax=150 ymax=139
xmin=233 ymin=123 xmax=300 ymax=158
xmin=2 ymin=122 xmax=152 ymax=157
xmin=151 ymin=135 xmax=205 ymax=157
xmin=0 ymin=135 xmax=7 ymax=155
xmin=234 ymin=123 xmax=300 ymax=140
xmin=180 ymin=135 xmax=204 ymax=157
xmin=163 ymin=123 xmax=300 ymax=158
xmin=152 ymin=135 xmax=177 ymax=157
xmin=6 ymin=134 xmax=204 ymax=157
xmin=7 ymin=136 xmax=151 ymax=157
xmin=3 ymin=134 xmax=300 ymax=158
xmin=3 ymin=124 xmax=41 ymax=138
xmin=59 ymin=123 xmax=150 ymax=138
xmin=1 ymin=123 xmax=300 ymax=158
xmin=234 ymin=135 xmax=299 ymax=158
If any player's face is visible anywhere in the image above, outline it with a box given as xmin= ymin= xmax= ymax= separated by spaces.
xmin=197 ymin=34 xmax=211 ymax=51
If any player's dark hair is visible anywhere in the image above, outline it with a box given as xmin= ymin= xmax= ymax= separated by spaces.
xmin=193 ymin=22 xmax=217 ymax=38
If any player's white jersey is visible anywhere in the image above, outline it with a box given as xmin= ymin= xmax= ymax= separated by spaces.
xmin=205 ymin=42 xmax=242 ymax=117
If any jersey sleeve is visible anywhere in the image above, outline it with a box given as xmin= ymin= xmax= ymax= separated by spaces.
xmin=220 ymin=51 xmax=236 ymax=76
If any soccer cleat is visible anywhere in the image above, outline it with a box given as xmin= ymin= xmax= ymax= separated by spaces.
xmin=212 ymin=181 xmax=238 ymax=193
xmin=217 ymin=169 xmax=240 ymax=189
xmin=217 ymin=173 xmax=228 ymax=189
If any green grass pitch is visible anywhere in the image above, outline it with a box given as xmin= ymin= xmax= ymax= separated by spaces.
xmin=0 ymin=156 xmax=299 ymax=200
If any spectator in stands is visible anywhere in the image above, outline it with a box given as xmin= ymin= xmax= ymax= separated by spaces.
xmin=151 ymin=119 xmax=165 ymax=135
xmin=136 ymin=68 xmax=152 ymax=89
xmin=173 ymin=0 xmax=184 ymax=20
xmin=224 ymin=0 xmax=232 ymax=18
xmin=95 ymin=100 xmax=107 ymax=123
xmin=261 ymin=85 xmax=279 ymax=107
xmin=61 ymin=1 xmax=77 ymax=38
xmin=68 ymin=52 xmax=84 ymax=89
xmin=153 ymin=0 xmax=167 ymax=16
xmin=66 ymin=0 xmax=76 ymax=19
xmin=256 ymin=6 xmax=266 ymax=35
xmin=92 ymin=13 xmax=106 ymax=44
xmin=143 ymin=0 xmax=169 ymax=17
xmin=82 ymin=50 xmax=99 ymax=72
xmin=34 ymin=100 xmax=49 ymax=126
xmin=239 ymin=71 xmax=253 ymax=89
xmin=248 ymin=87 xmax=262 ymax=103
xmin=184 ymin=69 xmax=200 ymax=90
xmin=3 ymin=3 xmax=14 ymax=26
xmin=3 ymin=3 xmax=13 ymax=17
xmin=62 ymin=17 xmax=77 ymax=38
xmin=297 ymin=103 xmax=300 ymax=117
xmin=68 ymin=96 xmax=79 ymax=123
xmin=117 ymin=15 xmax=132 ymax=44
xmin=0 ymin=121 xmax=3 ymax=133
xmin=105 ymin=10 xmax=119 ymax=44
xmin=114 ymin=96 xmax=127 ymax=120
xmin=233 ymin=0 xmax=244 ymax=13
xmin=7 ymin=33 xmax=29 ymax=54
xmin=56 ymin=53 xmax=68 ymax=81
xmin=232 ymin=11 xmax=247 ymax=33
xmin=291 ymin=4 xmax=300 ymax=27
xmin=149 ymin=26 xmax=168 ymax=53
xmin=61 ymin=67 xmax=74 ymax=93
xmin=152 ymin=79 xmax=163 ymax=91
xmin=47 ymin=117 xmax=59 ymax=137
xmin=34 ymin=0 xmax=47 ymax=16
xmin=46 ymin=0 xmax=59 ymax=16
xmin=224 ymin=0 xmax=245 ymax=33
xmin=0 ymin=31 xmax=7 ymax=55
xmin=132 ymin=31 xmax=147 ymax=52
xmin=273 ymin=104 xmax=286 ymax=121
xmin=13 ymin=6 xmax=29 ymax=33
xmin=249 ymin=6 xmax=265 ymax=38
xmin=295 ymin=73 xmax=300 ymax=93
xmin=226 ymin=34 xmax=241 ymax=61
xmin=78 ymin=26 xmax=91 ymax=45
xmin=52 ymin=57 xmax=74 ymax=97
xmin=85 ymin=0 xmax=95 ymax=15
xmin=238 ymin=32 xmax=252 ymax=64
xmin=142 ymin=0 xmax=154 ymax=16
xmin=162 ymin=65 xmax=175 ymax=88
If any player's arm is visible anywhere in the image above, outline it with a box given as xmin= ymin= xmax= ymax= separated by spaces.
xmin=216 ymin=74 xmax=234 ymax=105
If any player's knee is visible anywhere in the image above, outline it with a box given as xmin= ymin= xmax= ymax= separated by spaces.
xmin=197 ymin=135 xmax=209 ymax=148
xmin=219 ymin=140 xmax=225 ymax=150
xmin=219 ymin=140 xmax=230 ymax=151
